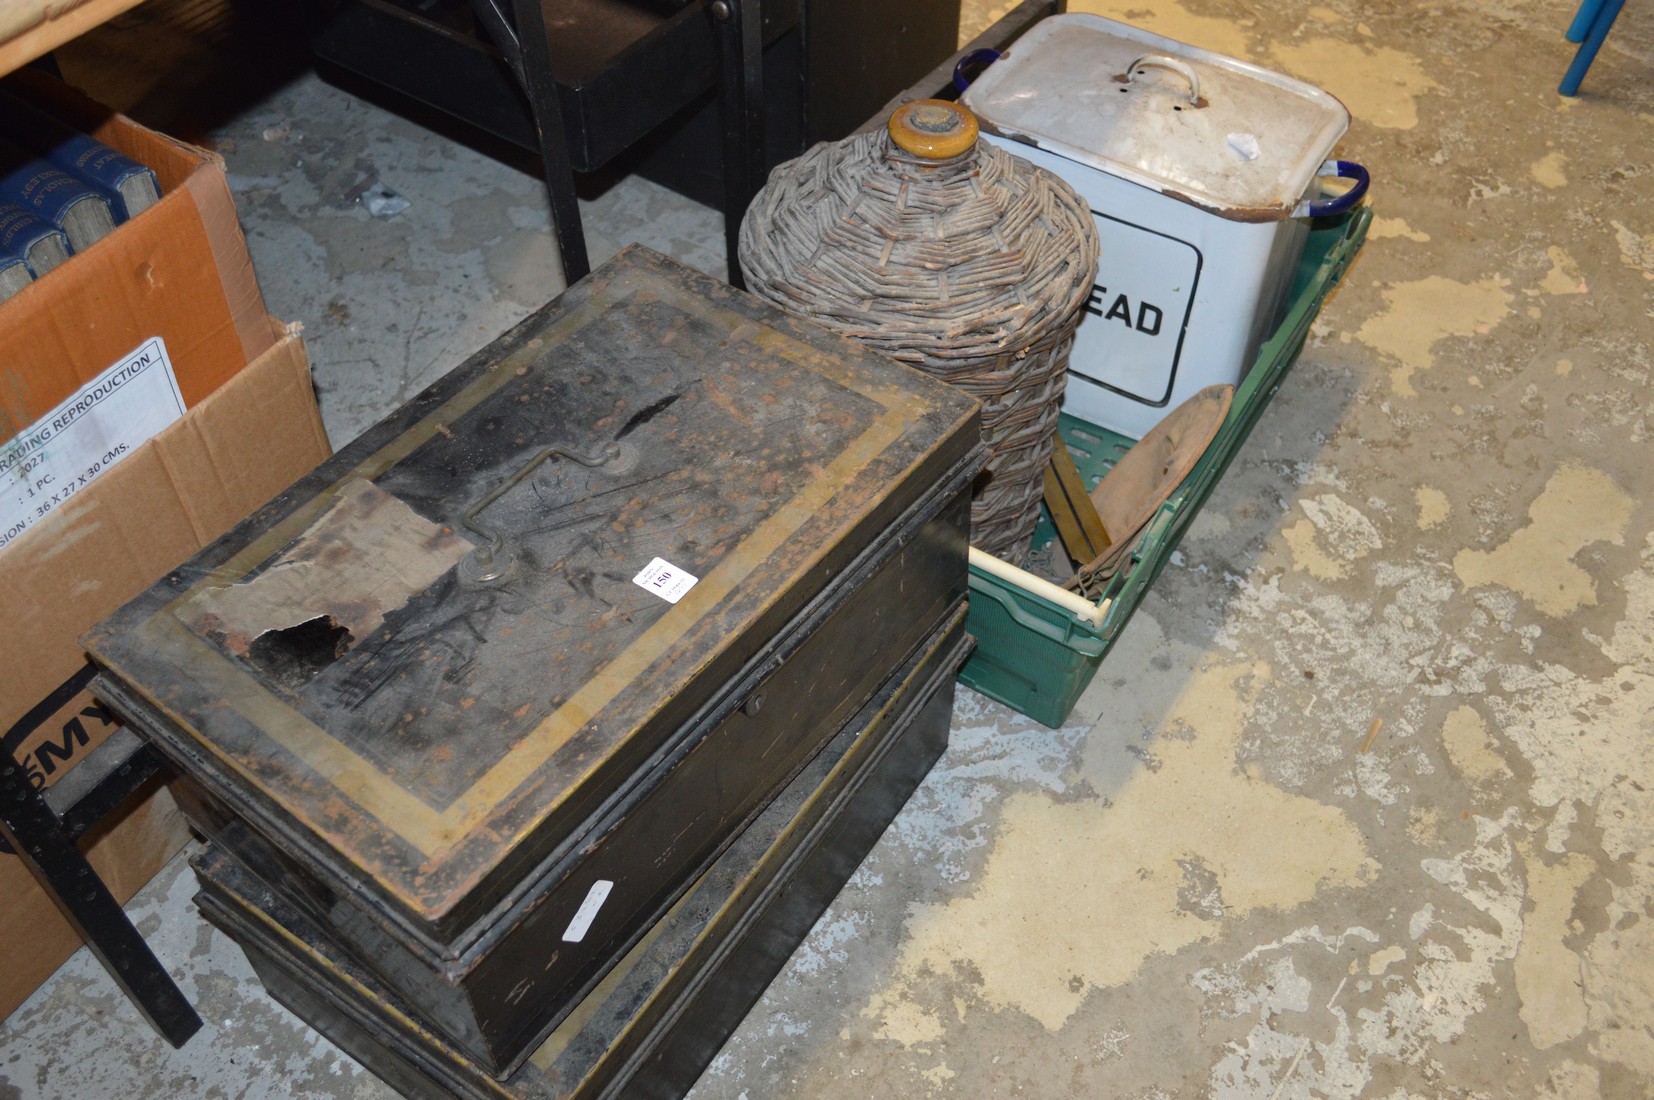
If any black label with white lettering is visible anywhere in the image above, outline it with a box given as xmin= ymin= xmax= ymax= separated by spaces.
xmin=1066 ymin=212 xmax=1201 ymax=409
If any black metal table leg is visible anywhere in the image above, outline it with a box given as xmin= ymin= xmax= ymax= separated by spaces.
xmin=713 ymin=0 xmax=764 ymax=289
xmin=0 ymin=746 xmax=202 ymax=1048
xmin=857 ymin=0 xmax=1067 ymax=133
xmin=503 ymin=0 xmax=592 ymax=284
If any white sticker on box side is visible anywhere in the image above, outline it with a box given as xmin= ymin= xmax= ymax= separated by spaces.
xmin=0 ymin=337 xmax=184 ymax=551
xmin=632 ymin=556 xmax=698 ymax=604
xmin=562 ymin=879 xmax=614 ymax=944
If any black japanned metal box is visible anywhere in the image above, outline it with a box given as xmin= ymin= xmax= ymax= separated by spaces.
xmin=192 ymin=608 xmax=972 ymax=1100
xmin=85 ymin=248 xmax=982 ymax=1076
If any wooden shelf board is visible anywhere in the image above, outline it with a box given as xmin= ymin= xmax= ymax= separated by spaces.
xmin=0 ymin=0 xmax=146 ymax=78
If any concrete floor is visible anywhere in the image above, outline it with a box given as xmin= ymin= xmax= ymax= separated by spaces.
xmin=4 ymin=0 xmax=1654 ymax=1096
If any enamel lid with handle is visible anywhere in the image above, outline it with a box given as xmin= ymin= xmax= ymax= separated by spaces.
xmin=961 ymin=13 xmax=1354 ymax=220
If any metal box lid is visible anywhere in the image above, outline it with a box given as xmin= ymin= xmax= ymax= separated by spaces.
xmin=962 ymin=13 xmax=1350 ymax=219
xmin=86 ymin=248 xmax=980 ymax=940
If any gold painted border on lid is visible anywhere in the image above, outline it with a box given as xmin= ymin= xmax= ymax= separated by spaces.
xmin=98 ymin=264 xmax=947 ymax=916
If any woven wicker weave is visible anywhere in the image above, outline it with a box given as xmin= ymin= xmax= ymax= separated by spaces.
xmin=738 ymin=106 xmax=1099 ymax=563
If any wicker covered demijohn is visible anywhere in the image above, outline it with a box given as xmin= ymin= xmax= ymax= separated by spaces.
xmin=738 ymin=99 xmax=1099 ymax=564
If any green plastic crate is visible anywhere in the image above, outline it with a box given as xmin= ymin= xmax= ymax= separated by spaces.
xmin=959 ymin=206 xmax=1373 ymax=727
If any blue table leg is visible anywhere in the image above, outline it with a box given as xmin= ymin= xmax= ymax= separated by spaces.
xmin=1566 ymin=0 xmax=1607 ymax=42
xmin=1560 ymin=0 xmax=1626 ymax=95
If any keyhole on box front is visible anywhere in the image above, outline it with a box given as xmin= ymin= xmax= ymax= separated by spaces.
xmin=246 ymin=616 xmax=355 ymax=689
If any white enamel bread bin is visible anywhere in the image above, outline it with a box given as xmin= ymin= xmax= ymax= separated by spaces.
xmin=961 ymin=14 xmax=1367 ymax=438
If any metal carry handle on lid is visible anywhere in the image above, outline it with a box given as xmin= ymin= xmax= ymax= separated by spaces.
xmin=1126 ymin=54 xmax=1202 ymax=104
xmin=1298 ymin=159 xmax=1371 ymax=217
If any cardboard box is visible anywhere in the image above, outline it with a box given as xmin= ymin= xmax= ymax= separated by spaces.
xmin=0 ymin=69 xmax=273 ymax=439
xmin=0 ymin=320 xmax=331 ymax=1020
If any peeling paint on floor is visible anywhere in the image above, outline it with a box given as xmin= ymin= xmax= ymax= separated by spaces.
xmin=1371 ymin=215 xmax=1431 ymax=243
xmin=1268 ymin=39 xmax=1441 ymax=130
xmin=1532 ymin=149 xmax=1570 ymax=189
xmin=1354 ymin=275 xmax=1515 ymax=398
xmin=1282 ymin=492 xmax=1385 ymax=580
xmin=868 ymin=628 xmax=1369 ymax=1039
xmin=1515 ymin=845 xmax=1594 ymax=1050
xmin=1439 ymin=705 xmax=1513 ymax=789
xmin=1069 ymin=0 xmax=1255 ymax=59
xmin=1611 ymin=220 xmax=1654 ymax=275
xmin=1415 ymin=486 xmax=1450 ymax=529
xmin=1452 ymin=462 xmax=1634 ymax=617
xmin=1541 ymin=246 xmax=1590 ymax=295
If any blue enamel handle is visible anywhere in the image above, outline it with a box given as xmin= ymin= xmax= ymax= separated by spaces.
xmin=952 ymin=48 xmax=1002 ymax=93
xmin=1305 ymin=160 xmax=1370 ymax=217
